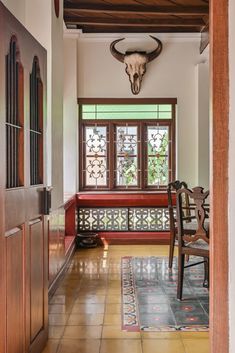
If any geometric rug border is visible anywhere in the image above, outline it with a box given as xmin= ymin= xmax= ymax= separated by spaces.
xmin=121 ymin=256 xmax=209 ymax=332
xmin=121 ymin=256 xmax=140 ymax=332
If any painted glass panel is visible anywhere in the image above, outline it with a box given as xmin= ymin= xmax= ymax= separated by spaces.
xmin=115 ymin=125 xmax=139 ymax=186
xmin=147 ymin=126 xmax=169 ymax=187
xmin=84 ymin=126 xmax=108 ymax=187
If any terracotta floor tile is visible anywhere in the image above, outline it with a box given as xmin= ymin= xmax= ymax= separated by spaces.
xmin=67 ymin=313 xmax=104 ymax=325
xmin=49 ymin=314 xmax=69 ymax=326
xmin=100 ymin=339 xmax=142 ymax=353
xmin=49 ymin=304 xmax=73 ymax=314
xmin=182 ymin=339 xmax=209 ymax=353
xmin=46 ymin=246 xmax=209 ymax=353
xmin=71 ymin=303 xmax=105 ymax=314
xmin=75 ymin=294 xmax=106 ymax=304
xmin=141 ymin=331 xmax=181 ymax=340
xmin=57 ymin=339 xmax=100 ymax=353
xmin=105 ymin=303 xmax=121 ymax=314
xmin=78 ymin=288 xmax=107 ymax=295
xmin=107 ymin=288 xmax=121 ymax=294
xmin=48 ymin=326 xmax=65 ymax=339
xmin=107 ymin=280 xmax=121 ymax=285
xmin=63 ymin=325 xmax=102 ymax=339
xmin=106 ymin=295 xmax=122 ymax=304
xmin=142 ymin=339 xmax=185 ymax=353
xmin=41 ymin=339 xmax=59 ymax=353
xmin=180 ymin=332 xmax=209 ymax=339
xmin=49 ymin=295 xmax=69 ymax=304
xmin=102 ymin=325 xmax=140 ymax=339
xmin=104 ymin=314 xmax=121 ymax=325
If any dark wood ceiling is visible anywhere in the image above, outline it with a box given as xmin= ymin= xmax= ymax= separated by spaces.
xmin=64 ymin=0 xmax=209 ymax=33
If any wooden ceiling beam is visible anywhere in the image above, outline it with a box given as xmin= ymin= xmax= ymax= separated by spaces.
xmin=76 ymin=26 xmax=201 ymax=33
xmin=65 ymin=16 xmax=205 ymax=27
xmin=200 ymin=23 xmax=209 ymax=53
xmin=64 ymin=3 xmax=209 ymax=16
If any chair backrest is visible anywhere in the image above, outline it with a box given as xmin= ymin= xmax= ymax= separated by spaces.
xmin=167 ymin=180 xmax=188 ymax=233
xmin=176 ymin=186 xmax=209 ymax=245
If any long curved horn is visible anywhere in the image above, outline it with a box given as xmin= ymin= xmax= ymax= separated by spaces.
xmin=147 ymin=36 xmax=163 ymax=62
xmin=110 ymin=38 xmax=125 ymax=63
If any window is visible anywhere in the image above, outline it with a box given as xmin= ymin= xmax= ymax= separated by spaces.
xmin=79 ymin=100 xmax=175 ymax=191
xmin=30 ymin=57 xmax=43 ymax=185
xmin=6 ymin=36 xmax=24 ymax=188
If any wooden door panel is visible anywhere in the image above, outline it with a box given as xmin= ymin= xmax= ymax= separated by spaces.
xmin=6 ymin=227 xmax=25 ymax=353
xmin=0 ymin=4 xmax=48 ymax=353
xmin=5 ymin=189 xmax=25 ymax=231
xmin=48 ymin=211 xmax=59 ymax=283
xmin=29 ymin=219 xmax=44 ymax=343
xmin=27 ymin=188 xmax=43 ymax=220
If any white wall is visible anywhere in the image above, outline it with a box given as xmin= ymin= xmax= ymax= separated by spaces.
xmin=1 ymin=0 xmax=25 ymax=23
xmin=229 ymin=0 xmax=235 ymax=350
xmin=63 ymin=36 xmax=78 ymax=198
xmin=77 ymin=35 xmax=209 ymax=187
xmin=24 ymin=0 xmax=53 ymax=193
xmin=195 ymin=61 xmax=210 ymax=190
xmin=51 ymin=0 xmax=64 ymax=208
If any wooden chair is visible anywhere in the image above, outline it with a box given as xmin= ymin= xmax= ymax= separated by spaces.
xmin=167 ymin=180 xmax=188 ymax=269
xmin=176 ymin=186 xmax=209 ymax=300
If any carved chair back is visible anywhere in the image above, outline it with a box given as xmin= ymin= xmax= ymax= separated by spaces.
xmin=176 ymin=186 xmax=209 ymax=247
xmin=167 ymin=180 xmax=188 ymax=234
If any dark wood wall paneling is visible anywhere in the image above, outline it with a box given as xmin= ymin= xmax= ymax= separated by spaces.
xmin=6 ymin=227 xmax=25 ymax=353
xmin=48 ymin=197 xmax=77 ymax=289
xmin=29 ymin=219 xmax=44 ymax=343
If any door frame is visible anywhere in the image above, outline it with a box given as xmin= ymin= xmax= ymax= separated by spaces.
xmin=210 ymin=0 xmax=229 ymax=352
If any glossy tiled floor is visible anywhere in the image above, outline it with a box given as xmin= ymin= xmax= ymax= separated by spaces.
xmin=43 ymin=245 xmax=209 ymax=353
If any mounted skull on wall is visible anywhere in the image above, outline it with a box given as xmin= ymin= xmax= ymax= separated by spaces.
xmin=110 ymin=36 xmax=163 ymax=95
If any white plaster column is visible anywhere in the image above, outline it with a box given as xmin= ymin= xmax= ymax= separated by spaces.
xmin=195 ymin=61 xmax=210 ymax=189
xmin=63 ymin=35 xmax=78 ymax=198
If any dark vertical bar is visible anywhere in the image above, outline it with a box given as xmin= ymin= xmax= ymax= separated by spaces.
xmin=36 ymin=133 xmax=38 ymax=184
xmin=32 ymin=132 xmax=34 ymax=185
xmin=6 ymin=55 xmax=9 ymax=187
xmin=12 ymin=41 xmax=16 ymax=125
xmin=13 ymin=43 xmax=17 ymax=187
xmin=10 ymin=43 xmax=14 ymax=187
xmin=10 ymin=41 xmax=13 ymax=125
xmin=31 ymin=70 xmax=34 ymax=185
xmin=16 ymin=127 xmax=19 ymax=186
xmin=34 ymin=132 xmax=36 ymax=185
xmin=11 ymin=126 xmax=13 ymax=188
xmin=35 ymin=72 xmax=39 ymax=184
xmin=6 ymin=126 xmax=9 ymax=188
xmin=15 ymin=63 xmax=19 ymax=186
xmin=30 ymin=72 xmax=33 ymax=184
xmin=34 ymin=63 xmax=37 ymax=132
xmin=36 ymin=75 xmax=39 ymax=132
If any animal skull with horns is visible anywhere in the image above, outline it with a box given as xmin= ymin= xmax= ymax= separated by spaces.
xmin=110 ymin=36 xmax=162 ymax=95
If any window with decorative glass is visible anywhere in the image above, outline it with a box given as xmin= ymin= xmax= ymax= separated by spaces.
xmin=79 ymin=101 xmax=175 ymax=191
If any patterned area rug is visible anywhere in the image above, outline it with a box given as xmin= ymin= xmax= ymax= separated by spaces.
xmin=121 ymin=256 xmax=209 ymax=332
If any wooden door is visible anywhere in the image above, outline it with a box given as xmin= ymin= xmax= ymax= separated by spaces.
xmin=0 ymin=3 xmax=48 ymax=353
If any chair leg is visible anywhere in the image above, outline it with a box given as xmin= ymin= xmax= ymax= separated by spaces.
xmin=177 ymin=253 xmax=185 ymax=300
xmin=168 ymin=230 xmax=175 ymax=269
xmin=203 ymin=257 xmax=209 ymax=288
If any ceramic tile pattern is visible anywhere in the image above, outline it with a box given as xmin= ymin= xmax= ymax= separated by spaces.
xmin=43 ymin=245 xmax=209 ymax=353
xmin=122 ymin=256 xmax=209 ymax=331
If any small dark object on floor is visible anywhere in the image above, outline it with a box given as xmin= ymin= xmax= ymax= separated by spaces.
xmin=76 ymin=232 xmax=99 ymax=248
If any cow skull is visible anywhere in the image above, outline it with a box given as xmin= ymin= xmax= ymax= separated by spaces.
xmin=110 ymin=36 xmax=162 ymax=95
